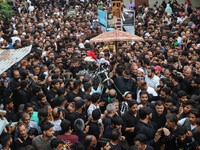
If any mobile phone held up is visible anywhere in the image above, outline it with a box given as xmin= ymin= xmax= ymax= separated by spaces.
xmin=175 ymin=72 xmax=180 ymax=76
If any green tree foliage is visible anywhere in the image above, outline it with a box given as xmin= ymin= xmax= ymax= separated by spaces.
xmin=0 ymin=0 xmax=14 ymax=21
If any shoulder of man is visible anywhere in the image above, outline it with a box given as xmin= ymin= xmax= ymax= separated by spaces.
xmin=32 ymin=135 xmax=42 ymax=143
xmin=30 ymin=120 xmax=38 ymax=126
xmin=146 ymin=144 xmax=154 ymax=150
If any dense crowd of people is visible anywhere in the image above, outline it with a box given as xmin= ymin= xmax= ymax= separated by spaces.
xmin=0 ymin=0 xmax=200 ymax=149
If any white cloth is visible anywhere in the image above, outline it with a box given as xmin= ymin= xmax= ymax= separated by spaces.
xmin=51 ymin=120 xmax=62 ymax=132
xmin=11 ymin=36 xmax=21 ymax=44
xmin=145 ymin=32 xmax=150 ymax=37
xmin=87 ymin=103 xmax=99 ymax=117
xmin=53 ymin=12 xmax=60 ymax=16
xmin=136 ymin=86 xmax=158 ymax=103
xmin=97 ymin=58 xmax=110 ymax=65
xmin=28 ymin=5 xmax=34 ymax=13
xmin=0 ymin=37 xmax=4 ymax=42
xmin=145 ymin=75 xmax=160 ymax=89
xmin=82 ymin=86 xmax=102 ymax=95
xmin=177 ymin=17 xmax=183 ymax=23
xmin=178 ymin=118 xmax=196 ymax=130
xmin=176 ymin=36 xmax=182 ymax=44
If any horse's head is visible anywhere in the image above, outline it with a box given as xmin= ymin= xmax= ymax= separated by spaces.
xmin=97 ymin=65 xmax=111 ymax=88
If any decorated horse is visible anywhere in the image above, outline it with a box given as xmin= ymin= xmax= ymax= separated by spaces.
xmin=78 ymin=51 xmax=111 ymax=90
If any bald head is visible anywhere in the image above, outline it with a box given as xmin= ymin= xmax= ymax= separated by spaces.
xmin=14 ymin=70 xmax=20 ymax=79
xmin=85 ymin=135 xmax=97 ymax=149
xmin=109 ymin=89 xmax=117 ymax=98
xmin=52 ymin=107 xmax=61 ymax=119
xmin=20 ymin=60 xmax=28 ymax=66
xmin=74 ymin=96 xmax=82 ymax=101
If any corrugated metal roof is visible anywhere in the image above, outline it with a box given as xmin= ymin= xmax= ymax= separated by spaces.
xmin=0 ymin=45 xmax=32 ymax=75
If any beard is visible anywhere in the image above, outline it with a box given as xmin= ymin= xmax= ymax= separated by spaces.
xmin=133 ymin=72 xmax=137 ymax=76
xmin=141 ymin=100 xmax=148 ymax=104
xmin=40 ymin=102 xmax=47 ymax=107
xmin=131 ymin=110 xmax=137 ymax=115
xmin=123 ymin=77 xmax=129 ymax=82
xmin=46 ymin=133 xmax=53 ymax=138
xmin=69 ymin=87 xmax=73 ymax=91
xmin=8 ymin=107 xmax=13 ymax=111
xmin=78 ymin=88 xmax=82 ymax=93
xmin=14 ymin=77 xmax=20 ymax=81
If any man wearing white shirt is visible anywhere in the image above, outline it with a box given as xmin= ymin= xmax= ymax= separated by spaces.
xmin=28 ymin=4 xmax=34 ymax=13
xmin=51 ymin=107 xmax=62 ymax=132
xmin=11 ymin=30 xmax=21 ymax=45
xmin=178 ymin=108 xmax=198 ymax=135
xmin=145 ymin=67 xmax=160 ymax=89
xmin=136 ymin=80 xmax=158 ymax=103
xmin=87 ymin=93 xmax=104 ymax=117
xmin=174 ymin=31 xmax=182 ymax=44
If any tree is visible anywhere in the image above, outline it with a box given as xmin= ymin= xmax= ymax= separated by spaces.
xmin=0 ymin=0 xmax=14 ymax=21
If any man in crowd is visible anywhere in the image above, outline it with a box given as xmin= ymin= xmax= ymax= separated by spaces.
xmin=113 ymin=69 xmax=137 ymax=102
xmin=57 ymin=120 xmax=78 ymax=146
xmin=131 ymin=134 xmax=154 ymax=150
xmin=0 ymin=133 xmax=13 ymax=150
xmin=145 ymin=67 xmax=160 ymax=89
xmin=122 ymin=100 xmax=139 ymax=146
xmin=14 ymin=123 xmax=32 ymax=149
xmin=137 ymin=80 xmax=157 ymax=103
xmin=32 ymin=121 xmax=55 ymax=150
xmin=134 ymin=107 xmax=157 ymax=145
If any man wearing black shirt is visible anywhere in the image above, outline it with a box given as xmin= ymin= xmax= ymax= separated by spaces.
xmin=67 ymin=80 xmax=85 ymax=102
xmin=134 ymin=107 xmax=157 ymax=146
xmin=103 ymin=115 xmax=123 ymax=139
xmin=179 ymin=69 xmax=193 ymax=96
xmin=69 ymin=99 xmax=87 ymax=127
xmin=14 ymin=123 xmax=32 ymax=149
xmin=163 ymin=114 xmax=180 ymax=150
xmin=112 ymin=69 xmax=137 ymax=102
xmin=161 ymin=0 xmax=166 ymax=8
xmin=171 ymin=74 xmax=181 ymax=94
xmin=4 ymin=98 xmax=19 ymax=122
xmin=34 ymin=93 xmax=49 ymax=111
xmin=9 ymin=70 xmax=21 ymax=112
xmin=131 ymin=134 xmax=154 ymax=150
xmin=17 ymin=80 xmax=30 ymax=104
xmin=73 ymin=118 xmax=87 ymax=144
xmin=31 ymin=86 xmax=42 ymax=102
xmin=0 ymin=133 xmax=13 ymax=150
xmin=122 ymin=100 xmax=139 ymax=146
xmin=88 ymin=109 xmax=104 ymax=139
xmin=137 ymin=90 xmax=155 ymax=110
xmin=102 ymin=103 xmax=116 ymax=128
xmin=165 ymin=127 xmax=197 ymax=150
xmin=151 ymin=101 xmax=166 ymax=129
xmin=109 ymin=128 xmax=127 ymax=150
xmin=46 ymin=79 xmax=60 ymax=106
xmin=83 ymin=82 xmax=92 ymax=96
